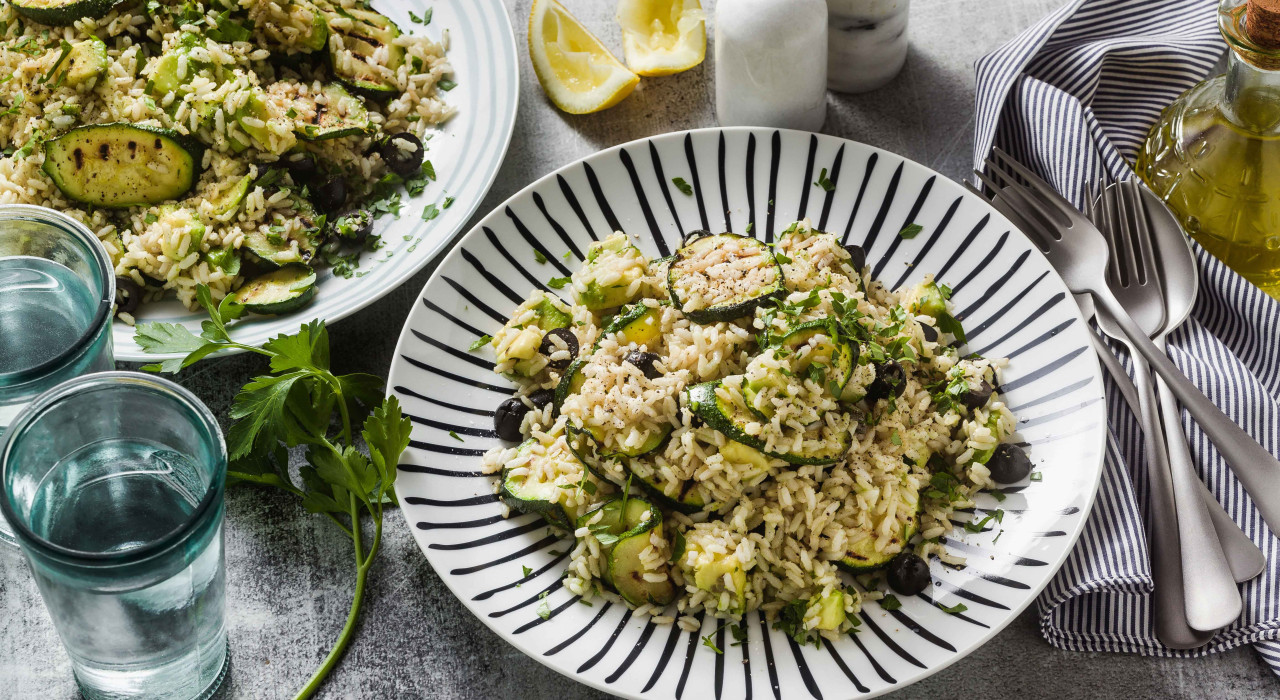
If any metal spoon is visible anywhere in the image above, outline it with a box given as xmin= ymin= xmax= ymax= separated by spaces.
xmin=1138 ymin=184 xmax=1266 ymax=584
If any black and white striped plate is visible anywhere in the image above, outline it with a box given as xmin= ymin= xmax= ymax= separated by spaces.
xmin=388 ymin=128 xmax=1107 ymax=699
xmin=115 ymin=0 xmax=518 ymax=360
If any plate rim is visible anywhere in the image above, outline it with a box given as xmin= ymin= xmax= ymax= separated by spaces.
xmin=388 ymin=126 xmax=1109 ymax=699
xmin=113 ymin=0 xmax=520 ymax=361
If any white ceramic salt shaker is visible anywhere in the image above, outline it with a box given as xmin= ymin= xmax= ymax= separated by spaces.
xmin=715 ymin=0 xmax=828 ymax=131
xmin=826 ymin=0 xmax=909 ymax=93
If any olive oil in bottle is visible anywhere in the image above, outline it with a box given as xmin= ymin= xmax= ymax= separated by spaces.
xmin=1137 ymin=0 xmax=1280 ymax=298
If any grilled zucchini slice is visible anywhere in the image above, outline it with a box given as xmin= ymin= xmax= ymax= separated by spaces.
xmin=294 ymin=82 xmax=372 ymax=140
xmin=11 ymin=0 xmax=119 ymax=25
xmin=667 ymin=232 xmax=784 ymax=323
xmin=574 ymin=233 xmax=648 ymax=311
xmin=42 ymin=123 xmax=203 ymax=207
xmin=233 ymin=265 xmax=317 ymax=315
xmin=685 ymin=379 xmax=851 ymax=465
xmin=323 ymin=5 xmax=405 ymax=99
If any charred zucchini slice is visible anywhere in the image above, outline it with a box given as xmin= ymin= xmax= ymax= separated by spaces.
xmin=324 ymin=5 xmax=405 ymax=99
xmin=836 ymin=478 xmax=921 ymax=573
xmin=667 ymin=232 xmax=784 ymax=323
xmin=42 ymin=123 xmax=203 ymax=208
xmin=496 ymin=439 xmax=586 ymax=530
xmin=233 ymin=264 xmax=317 ymax=315
xmin=295 ymin=82 xmax=372 ymax=140
xmin=11 ymin=0 xmax=119 ymax=25
xmin=608 ymin=518 xmax=676 ymax=606
xmin=685 ymin=379 xmax=851 ymax=465
xmin=625 ymin=458 xmax=704 ymax=514
xmin=243 ymin=191 xmax=324 ymax=267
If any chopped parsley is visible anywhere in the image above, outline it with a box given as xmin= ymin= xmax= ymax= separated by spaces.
xmin=772 ymin=599 xmax=822 ymax=649
xmin=533 ymin=249 xmax=547 ymax=264
xmin=547 ymin=276 xmax=571 ymax=289
xmin=990 ymin=489 xmax=1007 ymax=502
xmin=437 ymin=78 xmax=457 ymax=91
xmin=468 ymin=334 xmax=492 ymax=351
xmin=963 ymin=509 xmax=1004 ymax=533
xmin=421 ymin=204 xmax=440 ymax=221
xmin=880 ymin=594 xmax=902 ymax=611
xmin=1030 ymin=471 xmax=1043 ymax=482
xmin=701 ymin=631 xmax=723 ymax=654
xmin=774 ymin=252 xmax=792 ymax=264
xmin=672 ymin=177 xmax=693 ymax=195
xmin=536 ymin=600 xmax=551 ymax=620
xmin=898 ymin=223 xmax=923 ymax=239
xmin=408 ymin=8 xmax=432 ymax=24
xmin=669 ymin=529 xmax=686 ymax=563
xmin=814 ymin=167 xmax=835 ymax=192
xmin=448 ymin=431 xmax=463 ymax=442
xmin=521 ymin=565 xmax=533 ymax=577
xmin=143 ymin=212 xmax=158 ymax=225
xmin=745 ymin=222 xmax=754 ymax=234
xmin=442 ymin=195 xmax=455 ymax=209
xmin=938 ymin=602 xmax=968 ymax=615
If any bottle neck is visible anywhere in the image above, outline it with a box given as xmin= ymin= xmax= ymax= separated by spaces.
xmin=1223 ymin=48 xmax=1280 ymax=133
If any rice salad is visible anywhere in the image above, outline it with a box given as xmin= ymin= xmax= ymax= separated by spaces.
xmin=0 ymin=0 xmax=454 ymax=321
xmin=483 ymin=220 xmax=1031 ymax=645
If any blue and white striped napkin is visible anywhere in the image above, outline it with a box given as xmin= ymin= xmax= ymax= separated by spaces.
xmin=973 ymin=0 xmax=1280 ymax=675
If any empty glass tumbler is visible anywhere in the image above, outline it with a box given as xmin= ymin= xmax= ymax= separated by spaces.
xmin=0 ymin=372 xmax=229 ymax=700
xmin=0 ymin=204 xmax=115 ymax=431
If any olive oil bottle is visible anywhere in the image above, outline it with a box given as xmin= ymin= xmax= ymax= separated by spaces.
xmin=1137 ymin=0 xmax=1280 ymax=298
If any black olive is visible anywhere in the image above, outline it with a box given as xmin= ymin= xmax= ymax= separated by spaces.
xmin=312 ymin=177 xmax=348 ymax=213
xmin=494 ymin=397 xmax=530 ymax=442
xmin=919 ymin=323 xmax=938 ymax=343
xmin=844 ymin=243 xmax=867 ymax=271
xmin=281 ymin=151 xmax=318 ymax=180
xmin=987 ymin=444 xmax=1033 ymax=484
xmin=378 ymin=132 xmax=425 ymax=177
xmin=960 ymin=380 xmax=994 ymax=411
xmin=865 ymin=360 xmax=906 ymax=402
xmin=331 ymin=209 xmax=374 ymax=241
xmin=529 ymin=389 xmax=554 ymax=409
xmin=538 ymin=328 xmax=578 ymax=369
xmin=115 ymin=276 xmax=143 ymax=315
xmin=625 ymin=350 xmax=662 ymax=380
xmin=887 ymin=552 xmax=931 ymax=596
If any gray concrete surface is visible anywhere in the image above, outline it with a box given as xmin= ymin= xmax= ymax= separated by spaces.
xmin=2 ymin=0 xmax=1277 ymax=697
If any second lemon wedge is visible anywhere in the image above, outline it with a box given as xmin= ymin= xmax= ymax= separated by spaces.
xmin=529 ymin=0 xmax=640 ymax=114
xmin=615 ymin=0 xmax=706 ymax=77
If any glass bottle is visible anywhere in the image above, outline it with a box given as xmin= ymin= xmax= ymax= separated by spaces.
xmin=1137 ymin=0 xmax=1280 ymax=299
xmin=715 ymin=0 xmax=828 ymax=130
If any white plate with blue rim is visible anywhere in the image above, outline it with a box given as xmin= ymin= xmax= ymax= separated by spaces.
xmin=114 ymin=0 xmax=519 ymax=361
xmin=387 ymin=127 xmax=1108 ymax=698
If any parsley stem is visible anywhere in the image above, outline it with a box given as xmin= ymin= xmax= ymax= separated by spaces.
xmin=294 ymin=494 xmax=369 ymax=700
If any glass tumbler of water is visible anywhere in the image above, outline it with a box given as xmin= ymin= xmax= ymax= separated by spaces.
xmin=0 ymin=204 xmax=116 ymax=431
xmin=0 ymin=372 xmax=228 ymax=700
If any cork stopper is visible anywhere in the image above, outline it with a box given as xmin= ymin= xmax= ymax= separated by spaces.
xmin=1247 ymin=0 xmax=1280 ymax=49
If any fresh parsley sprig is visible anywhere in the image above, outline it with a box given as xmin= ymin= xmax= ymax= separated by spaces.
xmin=134 ymin=286 xmax=412 ymax=700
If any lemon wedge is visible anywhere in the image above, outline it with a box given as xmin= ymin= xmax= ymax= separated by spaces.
xmin=529 ymin=0 xmax=640 ymax=114
xmin=615 ymin=0 xmax=706 ymax=77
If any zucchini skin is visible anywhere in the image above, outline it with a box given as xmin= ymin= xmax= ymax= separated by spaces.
xmin=42 ymin=123 xmax=204 ymax=208
xmin=626 ymin=460 xmax=704 ymax=514
xmin=11 ymin=0 xmax=120 ymax=26
xmin=233 ymin=265 xmax=317 ymax=315
xmin=685 ymin=380 xmax=851 ymax=466
xmin=667 ymin=233 xmax=784 ymax=323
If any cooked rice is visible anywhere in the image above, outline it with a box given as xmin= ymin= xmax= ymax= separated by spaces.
xmin=484 ymin=219 xmax=1020 ymax=640
xmin=0 ymin=0 xmax=454 ymax=313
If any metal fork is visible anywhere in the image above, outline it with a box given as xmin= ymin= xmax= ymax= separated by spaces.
xmin=975 ymin=149 xmax=1280 ymax=544
xmin=968 ymin=180 xmax=1230 ymax=646
xmin=969 ymin=178 xmax=1263 ymax=585
xmin=1088 ymin=180 xmax=1241 ymax=637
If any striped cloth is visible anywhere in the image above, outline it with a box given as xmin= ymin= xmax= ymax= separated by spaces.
xmin=973 ymin=0 xmax=1280 ymax=676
